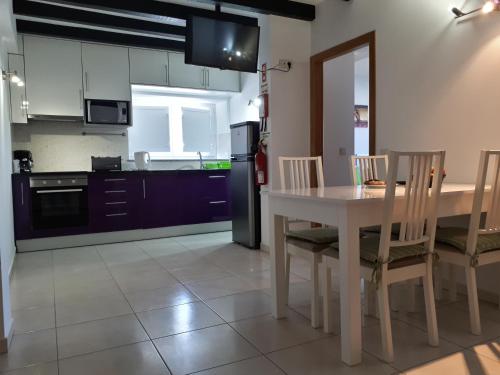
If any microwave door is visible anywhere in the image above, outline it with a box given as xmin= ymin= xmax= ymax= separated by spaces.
xmin=88 ymin=101 xmax=119 ymax=124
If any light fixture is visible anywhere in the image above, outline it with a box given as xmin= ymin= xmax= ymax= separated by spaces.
xmin=248 ymin=97 xmax=262 ymax=107
xmin=236 ymin=51 xmax=242 ymax=57
xmin=451 ymin=0 xmax=499 ymax=18
xmin=17 ymin=81 xmax=25 ymax=87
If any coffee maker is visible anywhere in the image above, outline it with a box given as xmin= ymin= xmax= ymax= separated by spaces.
xmin=13 ymin=150 xmax=33 ymax=173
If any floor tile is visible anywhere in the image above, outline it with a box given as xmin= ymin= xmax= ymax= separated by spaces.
xmin=237 ymin=269 xmax=305 ymax=290
xmin=154 ymin=324 xmax=259 ymax=375
xmin=154 ymin=252 xmax=203 ymax=270
xmin=55 ymin=294 xmax=132 ymax=327
xmin=57 ymin=314 xmax=149 ymax=359
xmin=403 ymin=349 xmax=500 ymax=375
xmin=168 ymin=263 xmax=231 ymax=283
xmin=185 ymin=276 xmax=257 ymax=300
xmin=362 ymin=319 xmax=462 ymax=371
xmin=268 ymin=336 xmax=394 ymax=375
xmin=0 ymin=330 xmax=57 ymax=372
xmin=469 ymin=337 xmax=500 ymax=362
xmin=125 ymin=284 xmax=198 ymax=312
xmin=205 ymin=290 xmax=272 ymax=322
xmin=58 ymin=342 xmax=170 ymax=375
xmin=12 ymin=306 xmax=55 ymax=334
xmin=230 ymin=309 xmax=328 ymax=353
xmin=0 ymin=361 xmax=58 ymax=375
xmin=54 ymin=278 xmax=122 ymax=303
xmin=137 ymin=302 xmax=224 ymax=339
xmin=113 ymin=270 xmax=178 ymax=294
xmin=195 ymin=356 xmax=285 ymax=375
xmin=394 ymin=302 xmax=500 ymax=348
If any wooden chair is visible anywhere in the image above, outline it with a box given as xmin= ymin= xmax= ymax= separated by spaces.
xmin=350 ymin=155 xmax=389 ymax=186
xmin=279 ymin=156 xmax=339 ymax=328
xmin=323 ymin=150 xmax=445 ymax=362
xmin=435 ymin=150 xmax=500 ymax=335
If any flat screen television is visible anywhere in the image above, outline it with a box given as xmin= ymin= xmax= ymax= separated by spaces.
xmin=185 ymin=15 xmax=260 ymax=73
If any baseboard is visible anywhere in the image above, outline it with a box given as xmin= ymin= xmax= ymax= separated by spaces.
xmin=16 ymin=222 xmax=232 ymax=252
xmin=0 ymin=322 xmax=14 ymax=353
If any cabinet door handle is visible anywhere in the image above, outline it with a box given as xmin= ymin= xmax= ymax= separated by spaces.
xmin=104 ymin=178 xmax=126 ymax=182
xmin=106 ymin=213 xmax=128 ymax=217
xmin=143 ymin=178 xmax=146 ymax=200
xmin=20 ymin=182 xmax=24 ymax=206
xmin=209 ymin=200 xmax=226 ymax=205
xmin=85 ymin=72 xmax=89 ymax=91
xmin=105 ymin=190 xmax=126 ymax=193
xmin=165 ymin=64 xmax=169 ymax=85
xmin=201 ymin=69 xmax=205 ymax=86
xmin=206 ymin=69 xmax=210 ymax=87
xmin=79 ymin=89 xmax=83 ymax=109
xmin=209 ymin=175 xmax=226 ymax=179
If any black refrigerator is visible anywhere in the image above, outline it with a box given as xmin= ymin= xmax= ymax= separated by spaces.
xmin=230 ymin=121 xmax=261 ymax=249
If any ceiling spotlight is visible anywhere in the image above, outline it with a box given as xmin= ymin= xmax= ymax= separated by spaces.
xmin=483 ymin=1 xmax=495 ymax=13
xmin=17 ymin=81 xmax=25 ymax=87
xmin=236 ymin=51 xmax=242 ymax=57
xmin=10 ymin=75 xmax=21 ymax=84
xmin=2 ymin=70 xmax=19 ymax=82
xmin=451 ymin=7 xmax=465 ymax=17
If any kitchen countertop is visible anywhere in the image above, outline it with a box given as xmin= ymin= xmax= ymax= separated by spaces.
xmin=13 ymin=169 xmax=231 ymax=177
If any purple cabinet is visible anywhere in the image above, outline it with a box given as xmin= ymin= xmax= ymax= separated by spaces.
xmin=142 ymin=173 xmax=183 ymax=229
xmin=12 ymin=174 xmax=32 ymax=240
xmin=88 ymin=173 xmax=143 ymax=233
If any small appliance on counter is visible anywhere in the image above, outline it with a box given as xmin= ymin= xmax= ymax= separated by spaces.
xmin=134 ymin=151 xmax=151 ymax=170
xmin=230 ymin=121 xmax=261 ymax=249
xmin=91 ymin=156 xmax=122 ymax=172
xmin=13 ymin=150 xmax=33 ymax=173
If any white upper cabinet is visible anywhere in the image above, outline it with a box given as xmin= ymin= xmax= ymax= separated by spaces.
xmin=8 ymin=54 xmax=27 ymax=124
xmin=24 ymin=36 xmax=83 ymax=117
xmin=168 ymin=52 xmax=240 ymax=92
xmin=168 ymin=52 xmax=205 ymax=90
xmin=82 ymin=43 xmax=131 ymax=100
xmin=129 ymin=48 xmax=168 ymax=86
xmin=206 ymin=67 xmax=240 ymax=92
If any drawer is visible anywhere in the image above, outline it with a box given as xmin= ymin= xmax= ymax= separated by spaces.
xmin=206 ymin=199 xmax=231 ymax=222
xmin=202 ymin=173 xmax=230 ymax=201
xmin=102 ymin=177 xmax=132 ymax=190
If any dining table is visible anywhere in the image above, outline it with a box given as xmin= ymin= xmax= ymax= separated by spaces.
xmin=268 ymin=183 xmax=488 ymax=366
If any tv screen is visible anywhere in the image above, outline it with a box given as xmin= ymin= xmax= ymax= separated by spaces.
xmin=185 ymin=15 xmax=260 ymax=73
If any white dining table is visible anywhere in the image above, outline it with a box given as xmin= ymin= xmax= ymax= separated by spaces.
xmin=268 ymin=183 xmax=487 ymax=366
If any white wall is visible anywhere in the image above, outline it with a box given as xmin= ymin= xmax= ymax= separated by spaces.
xmin=0 ymin=0 xmax=18 ymax=346
xmin=323 ymin=54 xmax=355 ymax=186
xmin=228 ymin=72 xmax=260 ymax=125
xmin=259 ymin=15 xmax=311 ymax=247
xmin=312 ymin=0 xmax=500 ymax=293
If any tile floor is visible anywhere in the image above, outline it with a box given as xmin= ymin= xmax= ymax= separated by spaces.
xmin=3 ymin=231 xmax=500 ymax=374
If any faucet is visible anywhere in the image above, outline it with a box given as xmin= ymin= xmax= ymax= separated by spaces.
xmin=197 ymin=151 xmax=204 ymax=170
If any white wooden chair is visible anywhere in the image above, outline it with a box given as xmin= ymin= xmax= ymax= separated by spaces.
xmin=279 ymin=156 xmax=338 ymax=328
xmin=350 ymin=155 xmax=389 ymax=186
xmin=323 ymin=150 xmax=445 ymax=362
xmin=435 ymin=150 xmax=500 ymax=335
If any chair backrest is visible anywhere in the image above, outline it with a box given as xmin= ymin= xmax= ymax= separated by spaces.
xmin=278 ymin=156 xmax=325 ymax=190
xmin=467 ymin=150 xmax=500 ymax=255
xmin=350 ymin=155 xmax=389 ymax=185
xmin=378 ymin=150 xmax=446 ymax=262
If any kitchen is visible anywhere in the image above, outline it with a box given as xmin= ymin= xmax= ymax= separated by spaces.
xmin=2 ymin=1 xmax=500 ymax=375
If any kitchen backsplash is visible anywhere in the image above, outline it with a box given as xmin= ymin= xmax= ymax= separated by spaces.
xmin=11 ymin=121 xmax=212 ymax=172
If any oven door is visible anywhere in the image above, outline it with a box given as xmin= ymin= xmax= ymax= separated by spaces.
xmin=31 ymin=187 xmax=89 ymax=230
xmin=85 ymin=100 xmax=130 ymax=125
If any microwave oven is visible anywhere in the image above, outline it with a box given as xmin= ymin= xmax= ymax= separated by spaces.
xmin=85 ymin=99 xmax=130 ymax=126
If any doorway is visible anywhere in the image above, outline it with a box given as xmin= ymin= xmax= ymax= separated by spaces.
xmin=310 ymin=32 xmax=376 ymax=186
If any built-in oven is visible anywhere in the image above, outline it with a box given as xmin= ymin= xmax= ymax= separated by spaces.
xmin=85 ymin=99 xmax=130 ymax=126
xmin=30 ymin=175 xmax=89 ymax=230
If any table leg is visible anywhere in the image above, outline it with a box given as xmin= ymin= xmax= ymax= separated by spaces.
xmin=271 ymin=213 xmax=287 ymax=319
xmin=338 ymin=209 xmax=362 ymax=365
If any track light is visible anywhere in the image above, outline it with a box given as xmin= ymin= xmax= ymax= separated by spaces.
xmin=2 ymin=70 xmax=25 ymax=87
xmin=451 ymin=0 xmax=499 ymax=18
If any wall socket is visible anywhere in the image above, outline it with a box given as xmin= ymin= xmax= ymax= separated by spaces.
xmin=278 ymin=59 xmax=292 ymax=70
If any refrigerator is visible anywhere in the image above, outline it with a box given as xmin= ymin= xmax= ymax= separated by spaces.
xmin=230 ymin=121 xmax=261 ymax=249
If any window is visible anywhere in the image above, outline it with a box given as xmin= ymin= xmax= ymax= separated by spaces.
xmin=129 ymin=91 xmax=230 ymax=160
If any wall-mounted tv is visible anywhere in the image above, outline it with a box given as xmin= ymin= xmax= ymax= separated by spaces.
xmin=185 ymin=15 xmax=260 ymax=73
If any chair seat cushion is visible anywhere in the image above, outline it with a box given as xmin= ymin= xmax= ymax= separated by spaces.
xmin=285 ymin=227 xmax=339 ymax=244
xmin=436 ymin=227 xmax=500 ymax=254
xmin=328 ymin=236 xmax=428 ymax=265
xmin=361 ymin=223 xmax=401 ymax=235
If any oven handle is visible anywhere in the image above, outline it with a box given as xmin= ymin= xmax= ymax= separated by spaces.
xmin=36 ymin=189 xmax=84 ymax=194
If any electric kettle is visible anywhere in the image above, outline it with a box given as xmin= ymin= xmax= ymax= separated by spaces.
xmin=134 ymin=151 xmax=151 ymax=170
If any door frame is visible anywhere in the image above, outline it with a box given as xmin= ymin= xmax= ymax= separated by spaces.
xmin=310 ymin=31 xmax=376 ymax=158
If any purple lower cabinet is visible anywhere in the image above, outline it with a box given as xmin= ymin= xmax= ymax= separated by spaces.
xmin=88 ymin=173 xmax=143 ymax=233
xmin=142 ymin=174 xmax=183 ymax=228
xmin=12 ymin=174 xmax=33 ymax=240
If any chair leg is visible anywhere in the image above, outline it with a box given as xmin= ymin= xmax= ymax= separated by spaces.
xmin=284 ymin=250 xmax=291 ymax=306
xmin=310 ymin=253 xmax=321 ymax=328
xmin=423 ymin=262 xmax=439 ymax=347
xmin=465 ymin=266 xmax=481 ymax=335
xmin=322 ymin=262 xmax=334 ymax=333
xmin=448 ymin=264 xmax=457 ymax=302
xmin=377 ymin=281 xmax=394 ymax=363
